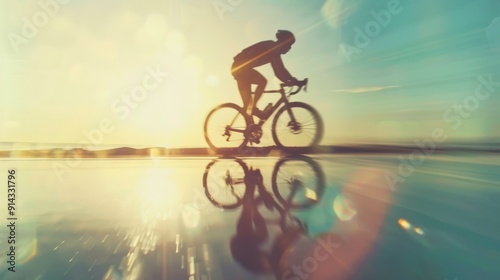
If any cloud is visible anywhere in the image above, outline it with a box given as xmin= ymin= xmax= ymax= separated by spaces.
xmin=329 ymin=85 xmax=400 ymax=94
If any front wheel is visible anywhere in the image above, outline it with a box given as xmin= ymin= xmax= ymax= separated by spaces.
xmin=272 ymin=155 xmax=325 ymax=209
xmin=271 ymin=102 xmax=323 ymax=150
xmin=204 ymin=103 xmax=250 ymax=153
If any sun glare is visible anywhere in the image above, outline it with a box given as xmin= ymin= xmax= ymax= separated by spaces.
xmin=140 ymin=168 xmax=178 ymax=212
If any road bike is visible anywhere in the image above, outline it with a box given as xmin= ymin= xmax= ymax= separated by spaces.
xmin=202 ymin=155 xmax=325 ymax=211
xmin=203 ymin=156 xmax=327 ymax=278
xmin=204 ymin=79 xmax=323 ymax=153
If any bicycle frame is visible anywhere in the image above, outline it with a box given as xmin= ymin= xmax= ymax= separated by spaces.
xmin=230 ymin=169 xmax=302 ymax=227
xmin=203 ymin=156 xmax=324 ymax=212
xmin=225 ymin=83 xmax=305 ymax=136
xmin=258 ymin=86 xmax=294 ymax=125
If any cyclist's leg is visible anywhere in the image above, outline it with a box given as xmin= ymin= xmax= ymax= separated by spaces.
xmin=252 ymin=204 xmax=268 ymax=242
xmin=234 ymin=68 xmax=267 ymax=115
xmin=237 ymin=201 xmax=268 ymax=242
xmin=246 ymin=69 xmax=267 ymax=112
xmin=232 ymin=62 xmax=252 ymax=115
xmin=236 ymin=202 xmax=255 ymax=235
xmin=237 ymin=179 xmax=268 ymax=240
xmin=238 ymin=201 xmax=268 ymax=242
xmin=245 ymin=170 xmax=269 ymax=241
xmin=236 ymin=78 xmax=252 ymax=115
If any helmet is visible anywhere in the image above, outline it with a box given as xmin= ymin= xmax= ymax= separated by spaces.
xmin=276 ymin=30 xmax=295 ymax=44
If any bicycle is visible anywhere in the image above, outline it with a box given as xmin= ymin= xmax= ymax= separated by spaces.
xmin=202 ymin=156 xmax=325 ymax=237
xmin=203 ymin=79 xmax=323 ymax=153
xmin=202 ymin=155 xmax=325 ymax=211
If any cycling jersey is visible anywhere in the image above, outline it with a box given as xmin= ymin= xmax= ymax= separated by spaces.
xmin=232 ymin=40 xmax=295 ymax=82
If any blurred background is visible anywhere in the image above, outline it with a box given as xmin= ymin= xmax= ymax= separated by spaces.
xmin=1 ymin=0 xmax=499 ymax=148
xmin=1 ymin=2 xmax=499 ymax=279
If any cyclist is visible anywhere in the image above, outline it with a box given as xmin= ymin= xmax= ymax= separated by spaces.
xmin=230 ymin=168 xmax=275 ymax=274
xmin=231 ymin=30 xmax=306 ymax=119
xmin=229 ymin=168 xmax=312 ymax=277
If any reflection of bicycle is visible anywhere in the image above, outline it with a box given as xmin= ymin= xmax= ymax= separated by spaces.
xmin=204 ymin=79 xmax=323 ymax=153
xmin=202 ymin=155 xmax=325 ymax=211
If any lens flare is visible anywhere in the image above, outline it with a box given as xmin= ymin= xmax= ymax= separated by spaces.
xmin=333 ymin=195 xmax=357 ymax=221
xmin=398 ymin=218 xmax=412 ymax=231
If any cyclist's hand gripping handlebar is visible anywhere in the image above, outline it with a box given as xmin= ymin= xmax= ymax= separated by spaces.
xmin=303 ymin=78 xmax=308 ymax=92
xmin=283 ymin=78 xmax=308 ymax=95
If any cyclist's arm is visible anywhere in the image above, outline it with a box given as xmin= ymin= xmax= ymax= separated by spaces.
xmin=271 ymin=56 xmax=298 ymax=84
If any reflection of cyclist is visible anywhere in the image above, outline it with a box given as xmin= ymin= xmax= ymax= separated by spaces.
xmin=231 ymin=30 xmax=305 ymax=119
xmin=230 ymin=168 xmax=309 ymax=277
xmin=230 ymin=169 xmax=274 ymax=273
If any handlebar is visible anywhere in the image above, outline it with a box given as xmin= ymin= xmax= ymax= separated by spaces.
xmin=281 ymin=78 xmax=308 ymax=95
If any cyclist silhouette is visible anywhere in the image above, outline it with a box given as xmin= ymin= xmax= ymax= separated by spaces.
xmin=231 ymin=30 xmax=306 ymax=119
xmin=229 ymin=168 xmax=275 ymax=273
xmin=229 ymin=168 xmax=311 ymax=278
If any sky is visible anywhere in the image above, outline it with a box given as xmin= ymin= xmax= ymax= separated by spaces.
xmin=1 ymin=0 xmax=499 ymax=148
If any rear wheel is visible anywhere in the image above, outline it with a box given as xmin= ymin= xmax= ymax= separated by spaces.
xmin=204 ymin=103 xmax=250 ymax=153
xmin=271 ymin=102 xmax=323 ymax=150
xmin=203 ymin=157 xmax=248 ymax=209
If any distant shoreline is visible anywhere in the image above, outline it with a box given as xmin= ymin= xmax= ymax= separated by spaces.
xmin=1 ymin=144 xmax=499 ymax=158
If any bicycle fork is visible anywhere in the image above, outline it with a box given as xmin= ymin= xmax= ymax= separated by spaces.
xmin=284 ymin=103 xmax=300 ymax=130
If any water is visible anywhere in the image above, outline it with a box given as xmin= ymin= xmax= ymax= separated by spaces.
xmin=0 ymin=154 xmax=499 ymax=280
